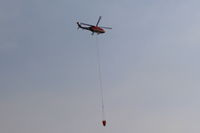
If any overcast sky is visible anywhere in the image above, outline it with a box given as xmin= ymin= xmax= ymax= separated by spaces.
xmin=1 ymin=0 xmax=200 ymax=133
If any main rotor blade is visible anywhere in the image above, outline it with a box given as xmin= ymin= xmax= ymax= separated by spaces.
xmin=100 ymin=26 xmax=112 ymax=29
xmin=96 ymin=16 xmax=102 ymax=26
xmin=80 ymin=23 xmax=94 ymax=27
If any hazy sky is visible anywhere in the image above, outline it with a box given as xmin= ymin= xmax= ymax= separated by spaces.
xmin=1 ymin=0 xmax=200 ymax=133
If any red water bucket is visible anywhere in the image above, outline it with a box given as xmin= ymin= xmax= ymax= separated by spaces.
xmin=102 ymin=120 xmax=106 ymax=126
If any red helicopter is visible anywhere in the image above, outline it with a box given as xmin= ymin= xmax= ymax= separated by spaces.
xmin=77 ymin=16 xmax=112 ymax=35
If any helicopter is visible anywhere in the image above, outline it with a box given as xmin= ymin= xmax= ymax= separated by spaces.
xmin=77 ymin=16 xmax=112 ymax=35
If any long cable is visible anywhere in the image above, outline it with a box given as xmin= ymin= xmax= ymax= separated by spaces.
xmin=95 ymin=36 xmax=105 ymax=121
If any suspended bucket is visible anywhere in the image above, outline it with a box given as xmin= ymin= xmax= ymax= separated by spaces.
xmin=102 ymin=120 xmax=106 ymax=126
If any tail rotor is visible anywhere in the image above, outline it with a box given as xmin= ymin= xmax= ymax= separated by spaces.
xmin=77 ymin=22 xmax=81 ymax=30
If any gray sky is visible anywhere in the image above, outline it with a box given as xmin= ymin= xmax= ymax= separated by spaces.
xmin=1 ymin=0 xmax=200 ymax=133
